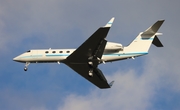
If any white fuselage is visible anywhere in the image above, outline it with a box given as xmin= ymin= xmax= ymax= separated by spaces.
xmin=13 ymin=42 xmax=148 ymax=63
xmin=12 ymin=18 xmax=164 ymax=89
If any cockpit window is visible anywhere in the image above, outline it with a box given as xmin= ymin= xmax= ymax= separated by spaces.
xmin=26 ymin=50 xmax=31 ymax=52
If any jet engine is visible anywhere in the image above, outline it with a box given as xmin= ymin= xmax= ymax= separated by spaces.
xmin=104 ymin=42 xmax=123 ymax=52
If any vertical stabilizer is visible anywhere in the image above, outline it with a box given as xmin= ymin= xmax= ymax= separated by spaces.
xmin=125 ymin=20 xmax=164 ymax=52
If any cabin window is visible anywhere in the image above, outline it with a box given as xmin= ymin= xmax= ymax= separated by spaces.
xmin=66 ymin=51 xmax=70 ymax=53
xmin=59 ymin=51 xmax=63 ymax=53
xmin=52 ymin=51 xmax=56 ymax=53
xmin=26 ymin=50 xmax=31 ymax=52
xmin=45 ymin=51 xmax=49 ymax=53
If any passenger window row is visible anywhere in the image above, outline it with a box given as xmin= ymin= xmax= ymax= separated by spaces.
xmin=45 ymin=51 xmax=70 ymax=54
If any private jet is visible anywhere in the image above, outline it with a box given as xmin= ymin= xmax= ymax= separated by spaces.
xmin=13 ymin=18 xmax=164 ymax=89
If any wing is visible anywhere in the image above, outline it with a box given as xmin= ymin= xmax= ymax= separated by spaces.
xmin=64 ymin=18 xmax=115 ymax=89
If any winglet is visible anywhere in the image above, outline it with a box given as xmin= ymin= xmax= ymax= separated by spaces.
xmin=104 ymin=17 xmax=115 ymax=27
xmin=109 ymin=81 xmax=115 ymax=87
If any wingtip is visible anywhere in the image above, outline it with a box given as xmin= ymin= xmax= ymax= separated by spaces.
xmin=158 ymin=19 xmax=165 ymax=22
xmin=104 ymin=17 xmax=115 ymax=27
xmin=109 ymin=80 xmax=115 ymax=87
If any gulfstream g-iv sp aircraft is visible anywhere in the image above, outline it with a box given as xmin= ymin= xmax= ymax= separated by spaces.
xmin=13 ymin=18 xmax=164 ymax=89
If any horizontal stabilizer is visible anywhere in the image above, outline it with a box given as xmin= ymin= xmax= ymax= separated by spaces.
xmin=152 ymin=36 xmax=163 ymax=47
xmin=142 ymin=20 xmax=165 ymax=35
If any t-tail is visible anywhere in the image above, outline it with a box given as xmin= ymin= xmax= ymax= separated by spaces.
xmin=125 ymin=20 xmax=164 ymax=54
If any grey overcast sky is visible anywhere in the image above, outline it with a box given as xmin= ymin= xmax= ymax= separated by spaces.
xmin=0 ymin=0 xmax=180 ymax=110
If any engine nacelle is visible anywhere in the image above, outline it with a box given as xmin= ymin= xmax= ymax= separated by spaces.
xmin=105 ymin=42 xmax=123 ymax=52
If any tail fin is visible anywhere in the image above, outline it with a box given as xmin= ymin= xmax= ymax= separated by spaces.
xmin=126 ymin=20 xmax=164 ymax=52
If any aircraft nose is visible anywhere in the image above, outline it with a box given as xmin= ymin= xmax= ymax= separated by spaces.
xmin=13 ymin=56 xmax=20 ymax=62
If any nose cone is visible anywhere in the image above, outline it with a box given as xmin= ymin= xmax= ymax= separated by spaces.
xmin=13 ymin=56 xmax=20 ymax=62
